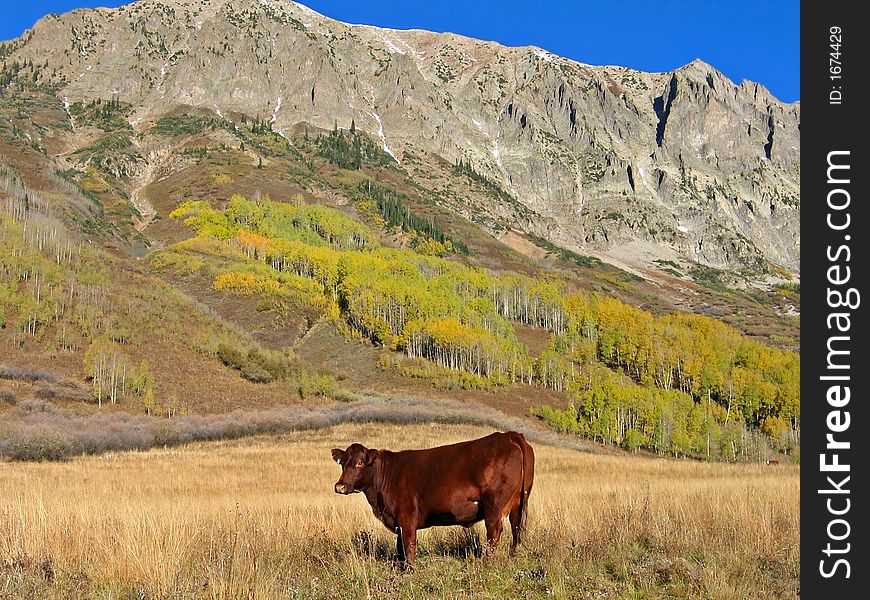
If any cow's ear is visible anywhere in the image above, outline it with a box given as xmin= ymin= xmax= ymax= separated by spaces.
xmin=365 ymin=449 xmax=378 ymax=466
xmin=331 ymin=449 xmax=345 ymax=465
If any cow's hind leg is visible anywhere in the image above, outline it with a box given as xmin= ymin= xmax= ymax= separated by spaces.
xmin=508 ymin=500 xmax=522 ymax=555
xmin=508 ymin=439 xmax=532 ymax=557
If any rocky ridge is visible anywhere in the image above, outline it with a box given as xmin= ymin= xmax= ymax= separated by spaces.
xmin=3 ymin=0 xmax=800 ymax=278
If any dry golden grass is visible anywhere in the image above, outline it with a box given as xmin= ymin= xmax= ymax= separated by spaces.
xmin=0 ymin=423 xmax=799 ymax=599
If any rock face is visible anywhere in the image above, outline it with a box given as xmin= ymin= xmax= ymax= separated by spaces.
xmin=5 ymin=0 xmax=800 ymax=276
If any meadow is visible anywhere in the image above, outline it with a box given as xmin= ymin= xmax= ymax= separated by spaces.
xmin=0 ymin=423 xmax=799 ymax=599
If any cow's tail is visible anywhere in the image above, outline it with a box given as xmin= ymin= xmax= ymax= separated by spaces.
xmin=510 ymin=432 xmax=534 ymax=545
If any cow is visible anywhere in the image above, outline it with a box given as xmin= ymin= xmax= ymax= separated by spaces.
xmin=331 ymin=431 xmax=535 ymax=565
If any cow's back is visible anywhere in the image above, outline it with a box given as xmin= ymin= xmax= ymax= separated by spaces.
xmin=394 ymin=432 xmax=518 ymax=481
xmin=379 ymin=433 xmax=526 ymax=518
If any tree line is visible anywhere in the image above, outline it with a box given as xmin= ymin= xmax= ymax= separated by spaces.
xmin=355 ymin=180 xmax=470 ymax=255
xmin=315 ymin=123 xmax=394 ymax=170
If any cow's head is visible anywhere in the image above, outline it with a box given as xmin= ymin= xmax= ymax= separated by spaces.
xmin=331 ymin=443 xmax=378 ymax=495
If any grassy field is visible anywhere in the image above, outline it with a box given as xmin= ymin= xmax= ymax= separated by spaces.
xmin=0 ymin=423 xmax=799 ymax=599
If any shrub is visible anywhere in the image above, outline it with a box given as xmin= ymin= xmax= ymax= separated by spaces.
xmin=296 ymin=370 xmax=336 ymax=399
xmin=0 ymin=365 xmax=59 ymax=383
xmin=217 ymin=344 xmax=261 ymax=381
xmin=2 ymin=430 xmax=77 ymax=461
xmin=216 ymin=342 xmax=297 ymax=384
xmin=241 ymin=361 xmax=273 ymax=384
xmin=0 ymin=396 xmax=591 ymax=462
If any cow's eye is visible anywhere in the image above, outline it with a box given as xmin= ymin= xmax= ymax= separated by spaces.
xmin=355 ymin=461 xmax=364 ymax=468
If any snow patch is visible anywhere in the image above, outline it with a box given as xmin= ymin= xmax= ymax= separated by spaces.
xmin=370 ymin=110 xmax=397 ymax=162
xmin=488 ymin=130 xmax=518 ymax=196
xmin=349 ymin=23 xmax=427 ymax=34
xmin=289 ymin=1 xmax=328 ymax=20
xmin=366 ymin=86 xmax=398 ymax=163
xmin=677 ymin=225 xmax=690 ymax=233
xmin=532 ymin=48 xmax=560 ymax=64
xmin=354 ymin=24 xmax=426 ymax=73
xmin=270 ymin=96 xmax=282 ymax=123
xmin=75 ymin=64 xmax=92 ymax=81
xmin=157 ymin=61 xmax=170 ymax=99
xmin=471 ymin=118 xmax=512 ymax=192
xmin=637 ymin=166 xmax=660 ymax=199
xmin=377 ymin=30 xmax=406 ymax=55
xmin=490 ymin=131 xmax=503 ymax=167
xmin=531 ymin=46 xmax=594 ymax=68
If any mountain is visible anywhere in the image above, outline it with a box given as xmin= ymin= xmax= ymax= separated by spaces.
xmin=1 ymin=0 xmax=799 ymax=279
xmin=1 ymin=0 xmax=800 ymax=467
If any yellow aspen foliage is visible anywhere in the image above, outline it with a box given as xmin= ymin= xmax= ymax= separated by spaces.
xmin=236 ymin=230 xmax=271 ymax=260
xmin=214 ymin=271 xmax=282 ymax=296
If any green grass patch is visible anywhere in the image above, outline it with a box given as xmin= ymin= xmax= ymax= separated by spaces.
xmin=529 ymin=234 xmax=602 ymax=268
xmin=152 ymin=114 xmax=215 ymax=136
xmin=68 ymin=98 xmax=131 ymax=131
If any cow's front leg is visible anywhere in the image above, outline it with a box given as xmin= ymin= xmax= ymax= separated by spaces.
xmin=395 ymin=527 xmax=406 ymax=562
xmin=483 ymin=504 xmax=505 ymax=561
xmin=396 ymin=521 xmax=418 ymax=566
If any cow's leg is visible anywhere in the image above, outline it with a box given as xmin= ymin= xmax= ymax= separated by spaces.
xmin=395 ymin=528 xmax=406 ymax=562
xmin=482 ymin=482 xmax=515 ymax=559
xmin=508 ymin=501 xmax=522 ymax=555
xmin=506 ymin=444 xmax=532 ymax=557
xmin=396 ymin=522 xmax=418 ymax=567
xmin=483 ymin=512 xmax=504 ymax=559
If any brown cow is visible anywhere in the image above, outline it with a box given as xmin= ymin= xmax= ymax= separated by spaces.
xmin=331 ymin=431 xmax=535 ymax=565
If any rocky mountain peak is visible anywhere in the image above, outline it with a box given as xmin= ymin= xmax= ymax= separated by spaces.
xmin=4 ymin=0 xmax=799 ymax=279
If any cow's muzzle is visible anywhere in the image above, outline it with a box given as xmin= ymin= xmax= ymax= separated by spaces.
xmin=334 ymin=482 xmax=353 ymax=495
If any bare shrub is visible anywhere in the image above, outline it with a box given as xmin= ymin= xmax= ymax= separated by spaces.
xmin=35 ymin=387 xmax=56 ymax=399
xmin=0 ymin=365 xmax=60 ymax=384
xmin=0 ymin=397 xmax=592 ymax=461
xmin=0 ymin=388 xmax=16 ymax=404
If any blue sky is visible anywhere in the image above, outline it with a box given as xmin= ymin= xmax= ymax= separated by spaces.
xmin=1 ymin=0 xmax=799 ymax=102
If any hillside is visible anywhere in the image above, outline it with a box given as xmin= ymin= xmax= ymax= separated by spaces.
xmin=0 ymin=0 xmax=799 ymax=464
